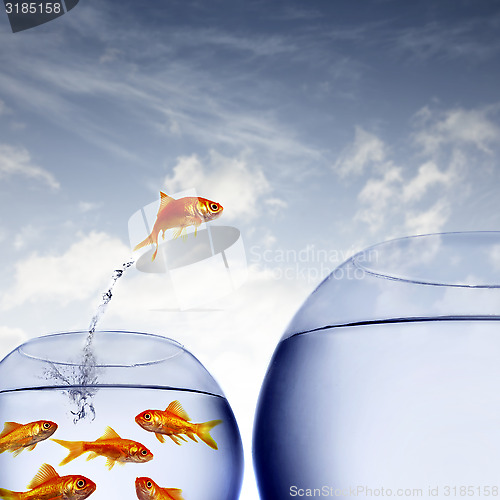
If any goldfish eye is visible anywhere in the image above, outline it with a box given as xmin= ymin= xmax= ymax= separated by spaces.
xmin=43 ymin=422 xmax=51 ymax=429
xmin=141 ymin=449 xmax=148 ymax=455
xmin=146 ymin=481 xmax=153 ymax=489
xmin=144 ymin=413 xmax=151 ymax=421
xmin=210 ymin=203 xmax=219 ymax=211
xmin=77 ymin=480 xmax=86 ymax=488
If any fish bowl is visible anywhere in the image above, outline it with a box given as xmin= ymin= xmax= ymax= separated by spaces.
xmin=253 ymin=232 xmax=500 ymax=499
xmin=0 ymin=331 xmax=243 ymax=500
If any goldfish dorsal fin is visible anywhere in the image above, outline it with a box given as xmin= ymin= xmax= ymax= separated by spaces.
xmin=0 ymin=422 xmax=22 ymax=438
xmin=158 ymin=192 xmax=174 ymax=214
xmin=98 ymin=426 xmax=121 ymax=441
xmin=27 ymin=463 xmax=59 ymax=489
xmin=166 ymin=401 xmax=190 ymax=421
xmin=165 ymin=488 xmax=184 ymax=500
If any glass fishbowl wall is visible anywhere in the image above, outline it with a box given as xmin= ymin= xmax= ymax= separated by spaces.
xmin=254 ymin=232 xmax=500 ymax=500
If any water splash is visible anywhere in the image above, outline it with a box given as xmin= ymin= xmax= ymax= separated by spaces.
xmin=44 ymin=353 xmax=99 ymax=423
xmin=44 ymin=258 xmax=135 ymax=423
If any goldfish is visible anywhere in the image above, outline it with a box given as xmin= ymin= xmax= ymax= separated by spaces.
xmin=135 ymin=400 xmax=222 ymax=450
xmin=51 ymin=426 xmax=153 ymax=470
xmin=0 ymin=463 xmax=96 ymax=500
xmin=133 ymin=192 xmax=223 ymax=261
xmin=135 ymin=477 xmax=184 ymax=500
xmin=0 ymin=420 xmax=58 ymax=457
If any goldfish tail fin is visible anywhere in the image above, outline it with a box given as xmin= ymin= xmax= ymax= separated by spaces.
xmin=51 ymin=439 xmax=85 ymax=465
xmin=133 ymin=232 xmax=156 ymax=252
xmin=196 ymin=420 xmax=222 ymax=450
xmin=0 ymin=489 xmax=21 ymax=500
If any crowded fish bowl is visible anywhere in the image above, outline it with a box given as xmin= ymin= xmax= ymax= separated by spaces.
xmin=0 ymin=331 xmax=243 ymax=500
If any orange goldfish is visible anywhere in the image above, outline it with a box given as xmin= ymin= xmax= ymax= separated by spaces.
xmin=0 ymin=463 xmax=96 ymax=500
xmin=51 ymin=426 xmax=153 ymax=470
xmin=135 ymin=477 xmax=184 ymax=500
xmin=133 ymin=192 xmax=223 ymax=261
xmin=135 ymin=400 xmax=222 ymax=450
xmin=0 ymin=420 xmax=58 ymax=456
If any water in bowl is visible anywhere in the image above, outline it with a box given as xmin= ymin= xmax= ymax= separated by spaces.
xmin=254 ymin=318 xmax=500 ymax=499
xmin=0 ymin=387 xmax=242 ymax=499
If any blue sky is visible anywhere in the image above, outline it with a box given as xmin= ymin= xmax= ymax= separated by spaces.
xmin=1 ymin=1 xmax=500 ymax=498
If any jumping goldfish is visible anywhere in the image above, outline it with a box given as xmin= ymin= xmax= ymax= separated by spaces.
xmin=0 ymin=463 xmax=96 ymax=500
xmin=135 ymin=400 xmax=222 ymax=450
xmin=133 ymin=192 xmax=223 ymax=261
xmin=52 ymin=426 xmax=153 ymax=470
xmin=135 ymin=477 xmax=184 ymax=500
xmin=0 ymin=420 xmax=58 ymax=456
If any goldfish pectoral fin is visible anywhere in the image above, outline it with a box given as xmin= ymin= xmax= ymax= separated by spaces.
xmin=86 ymin=452 xmax=99 ymax=461
xmin=155 ymin=433 xmax=166 ymax=444
xmin=11 ymin=447 xmax=23 ymax=458
xmin=26 ymin=444 xmax=36 ymax=452
xmin=165 ymin=489 xmax=185 ymax=500
xmin=172 ymin=226 xmax=187 ymax=240
xmin=105 ymin=458 xmax=116 ymax=471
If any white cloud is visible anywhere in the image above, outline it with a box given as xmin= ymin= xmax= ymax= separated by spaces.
xmin=413 ymin=106 xmax=500 ymax=156
xmin=404 ymin=199 xmax=451 ymax=235
xmin=355 ymin=165 xmax=403 ymax=231
xmin=333 ymin=126 xmax=386 ymax=177
xmin=402 ymin=160 xmax=461 ymax=203
xmin=2 ymin=231 xmax=130 ymax=310
xmin=0 ymin=144 xmax=60 ymax=189
xmin=164 ymin=151 xmax=281 ymax=221
xmin=78 ymin=201 xmax=102 ymax=213
xmin=340 ymin=102 xmax=497 ymax=237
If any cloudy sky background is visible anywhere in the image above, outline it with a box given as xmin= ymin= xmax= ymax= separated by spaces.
xmin=1 ymin=1 xmax=500 ymax=498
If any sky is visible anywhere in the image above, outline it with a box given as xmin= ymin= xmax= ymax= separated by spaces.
xmin=1 ymin=0 xmax=500 ymax=498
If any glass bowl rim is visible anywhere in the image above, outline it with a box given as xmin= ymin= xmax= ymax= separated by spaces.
xmin=352 ymin=230 xmax=500 ymax=289
xmin=16 ymin=330 xmax=185 ymax=367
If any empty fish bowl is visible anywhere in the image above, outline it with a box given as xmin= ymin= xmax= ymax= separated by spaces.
xmin=253 ymin=232 xmax=500 ymax=499
xmin=0 ymin=331 xmax=243 ymax=500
